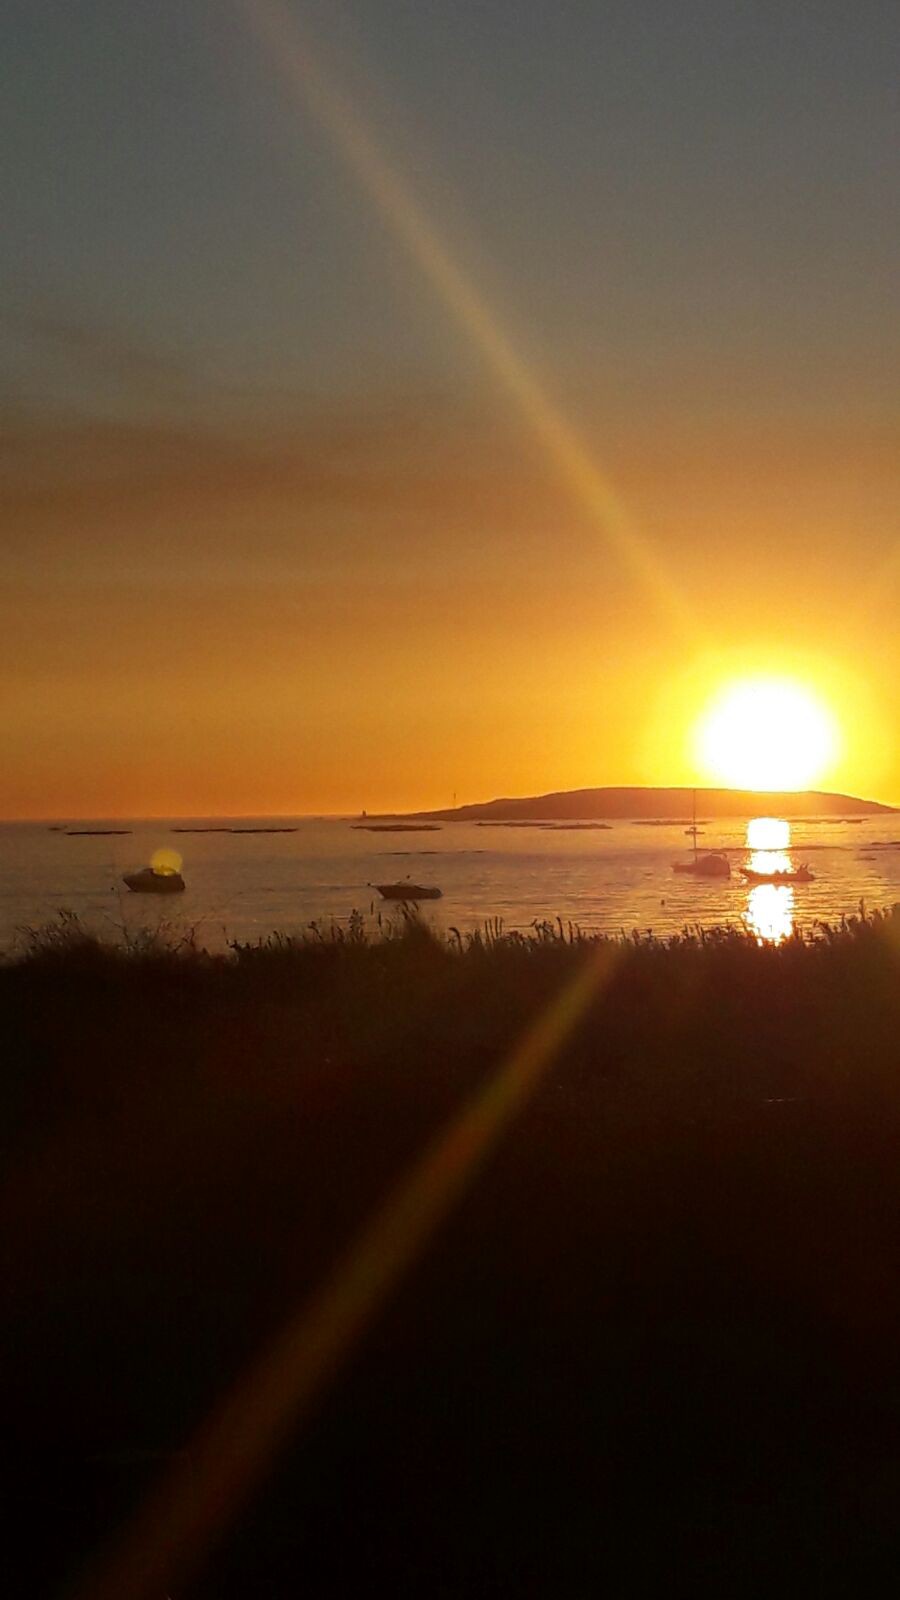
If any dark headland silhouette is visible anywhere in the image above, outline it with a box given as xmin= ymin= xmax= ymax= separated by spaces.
xmin=398 ymin=785 xmax=896 ymax=822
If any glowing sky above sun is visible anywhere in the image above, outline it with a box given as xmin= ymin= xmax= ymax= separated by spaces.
xmin=695 ymin=681 xmax=840 ymax=792
xmin=0 ymin=1 xmax=898 ymax=816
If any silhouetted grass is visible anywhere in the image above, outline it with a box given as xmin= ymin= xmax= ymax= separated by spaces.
xmin=3 ymin=905 xmax=900 ymax=1594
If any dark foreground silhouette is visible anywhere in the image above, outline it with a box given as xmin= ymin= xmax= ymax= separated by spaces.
xmin=3 ymin=909 xmax=900 ymax=1595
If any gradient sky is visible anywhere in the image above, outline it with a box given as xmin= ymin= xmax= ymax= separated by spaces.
xmin=2 ymin=0 xmax=898 ymax=815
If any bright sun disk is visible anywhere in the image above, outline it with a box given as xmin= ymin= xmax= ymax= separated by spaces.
xmin=695 ymin=679 xmax=838 ymax=791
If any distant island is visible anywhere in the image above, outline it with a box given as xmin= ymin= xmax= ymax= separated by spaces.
xmin=394 ymin=786 xmax=896 ymax=822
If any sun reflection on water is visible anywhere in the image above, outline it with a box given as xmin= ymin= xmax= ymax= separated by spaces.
xmin=747 ymin=817 xmax=791 ymax=851
xmin=746 ymin=883 xmax=794 ymax=944
xmin=745 ymin=817 xmax=794 ymax=943
xmin=749 ymin=849 xmax=791 ymax=875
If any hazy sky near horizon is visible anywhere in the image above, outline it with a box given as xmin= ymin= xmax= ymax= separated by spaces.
xmin=2 ymin=0 xmax=898 ymax=815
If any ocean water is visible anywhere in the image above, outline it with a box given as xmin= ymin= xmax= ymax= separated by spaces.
xmin=2 ymin=813 xmax=899 ymax=954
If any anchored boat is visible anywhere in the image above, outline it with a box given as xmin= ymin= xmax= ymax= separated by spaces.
xmin=123 ymin=867 xmax=185 ymax=895
xmin=673 ymin=852 xmax=731 ymax=878
xmin=672 ymin=791 xmax=731 ymax=878
xmin=373 ymin=881 xmax=443 ymax=901
xmin=741 ymin=864 xmax=814 ymax=885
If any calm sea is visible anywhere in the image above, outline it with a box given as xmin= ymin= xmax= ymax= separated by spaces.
xmin=1 ymin=814 xmax=899 ymax=954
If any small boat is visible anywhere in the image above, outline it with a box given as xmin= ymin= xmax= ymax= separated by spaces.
xmin=672 ymin=853 xmax=730 ymax=878
xmin=672 ymin=791 xmax=730 ymax=877
xmin=741 ymin=865 xmax=814 ymax=885
xmin=123 ymin=867 xmax=186 ymax=894
xmin=373 ymin=882 xmax=443 ymax=901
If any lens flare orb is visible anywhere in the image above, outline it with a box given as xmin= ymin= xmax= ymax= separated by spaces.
xmin=150 ymin=847 xmax=183 ymax=877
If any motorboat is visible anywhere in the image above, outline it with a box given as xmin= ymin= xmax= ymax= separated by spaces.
xmin=373 ymin=882 xmax=443 ymax=901
xmin=740 ymin=864 xmax=814 ymax=885
xmin=123 ymin=867 xmax=186 ymax=894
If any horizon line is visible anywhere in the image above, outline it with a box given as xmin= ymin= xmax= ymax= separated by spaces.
xmin=4 ymin=781 xmax=898 ymax=825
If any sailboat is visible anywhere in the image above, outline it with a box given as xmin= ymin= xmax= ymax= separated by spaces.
xmin=672 ymin=791 xmax=730 ymax=878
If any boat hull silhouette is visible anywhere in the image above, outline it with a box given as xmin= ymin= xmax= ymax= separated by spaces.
xmin=374 ymin=882 xmax=442 ymax=901
xmin=672 ymin=853 xmax=731 ymax=878
xmin=123 ymin=869 xmax=186 ymax=895
xmin=741 ymin=866 xmax=814 ymax=885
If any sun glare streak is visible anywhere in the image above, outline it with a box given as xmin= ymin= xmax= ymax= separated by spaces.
xmin=72 ymin=943 xmax=617 ymax=1600
xmin=232 ymin=0 xmax=694 ymax=640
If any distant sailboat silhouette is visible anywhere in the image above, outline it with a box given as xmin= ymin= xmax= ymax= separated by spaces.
xmin=672 ymin=791 xmax=730 ymax=878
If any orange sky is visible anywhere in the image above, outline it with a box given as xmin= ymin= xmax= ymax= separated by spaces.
xmin=2 ymin=402 xmax=897 ymax=816
xmin=2 ymin=1 xmax=897 ymax=817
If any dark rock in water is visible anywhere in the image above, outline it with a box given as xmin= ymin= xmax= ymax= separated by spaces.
xmin=543 ymin=822 xmax=613 ymax=830
xmin=474 ymin=819 xmax=613 ymax=830
xmin=353 ymin=824 xmax=442 ymax=833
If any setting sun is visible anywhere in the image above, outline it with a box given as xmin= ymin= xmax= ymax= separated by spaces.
xmin=695 ymin=679 xmax=839 ymax=791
